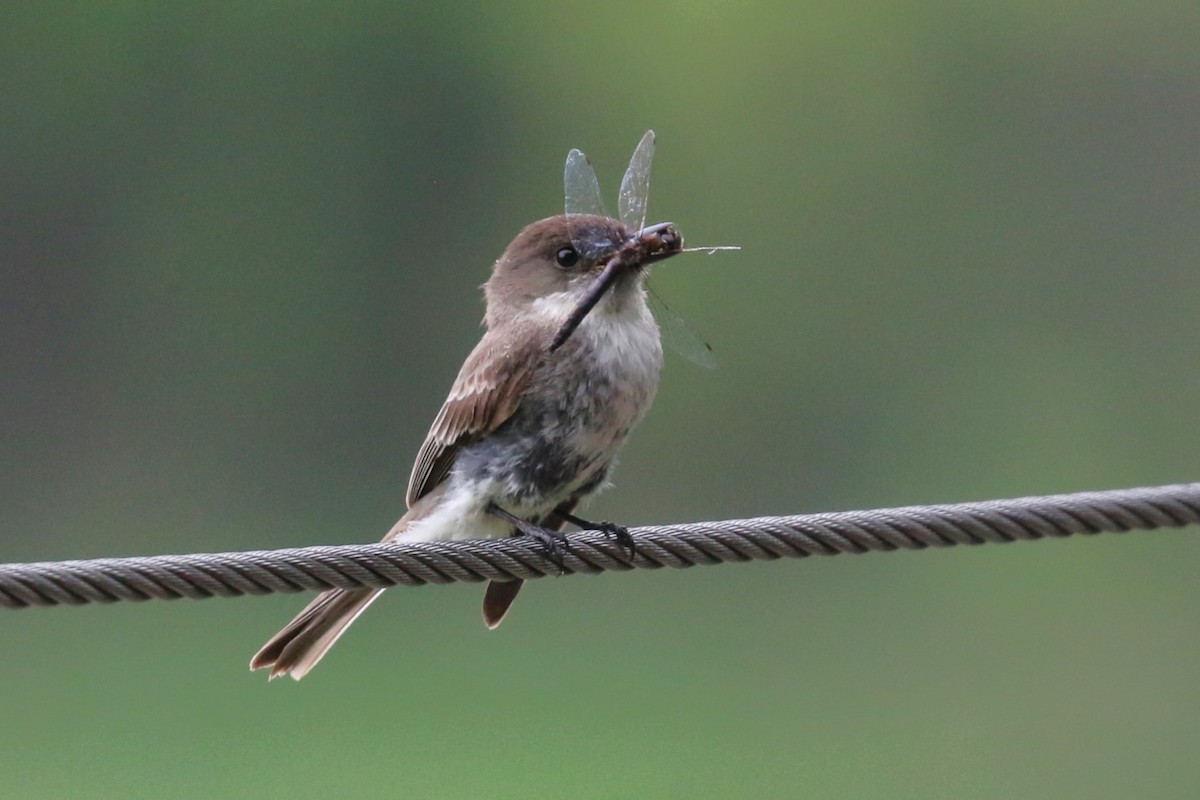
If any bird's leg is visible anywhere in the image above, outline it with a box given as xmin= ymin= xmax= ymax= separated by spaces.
xmin=487 ymin=503 xmax=569 ymax=570
xmin=554 ymin=510 xmax=636 ymax=562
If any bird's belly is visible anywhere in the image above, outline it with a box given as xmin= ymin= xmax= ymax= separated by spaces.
xmin=452 ymin=423 xmax=608 ymax=516
xmin=454 ymin=380 xmax=652 ymax=516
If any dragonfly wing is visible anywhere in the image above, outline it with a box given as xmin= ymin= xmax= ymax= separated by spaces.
xmin=564 ymin=147 xmax=610 ymax=257
xmin=564 ymin=148 xmax=606 ymax=218
xmin=618 ymin=130 xmax=655 ymax=234
xmin=647 ymin=284 xmax=717 ymax=369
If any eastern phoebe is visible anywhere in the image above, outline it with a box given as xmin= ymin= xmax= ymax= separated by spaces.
xmin=251 ymin=135 xmax=685 ymax=680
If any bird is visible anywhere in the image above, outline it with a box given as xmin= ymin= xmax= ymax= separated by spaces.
xmin=249 ymin=212 xmax=682 ymax=679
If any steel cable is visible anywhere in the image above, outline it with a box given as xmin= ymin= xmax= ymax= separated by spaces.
xmin=2 ymin=482 xmax=1196 ymax=609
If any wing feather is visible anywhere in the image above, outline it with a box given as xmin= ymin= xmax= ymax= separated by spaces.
xmin=405 ymin=331 xmax=542 ymax=507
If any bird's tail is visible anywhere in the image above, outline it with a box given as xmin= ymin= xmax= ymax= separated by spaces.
xmin=249 ymin=585 xmax=384 ymax=680
xmin=250 ymin=490 xmax=574 ymax=679
xmin=249 ymin=488 xmax=444 ymax=681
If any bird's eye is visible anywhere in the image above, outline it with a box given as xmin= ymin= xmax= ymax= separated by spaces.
xmin=555 ymin=246 xmax=579 ymax=268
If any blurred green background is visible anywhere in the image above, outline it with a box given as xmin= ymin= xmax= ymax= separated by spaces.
xmin=3 ymin=3 xmax=1199 ymax=798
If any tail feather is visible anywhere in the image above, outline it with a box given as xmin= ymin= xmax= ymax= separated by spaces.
xmin=249 ymin=486 xmax=574 ymax=680
xmin=249 ymin=588 xmax=383 ymax=680
xmin=249 ymin=489 xmax=446 ymax=681
xmin=482 ymin=579 xmax=523 ymax=629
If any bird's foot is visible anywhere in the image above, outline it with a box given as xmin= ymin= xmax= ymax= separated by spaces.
xmin=487 ymin=503 xmax=570 ymax=571
xmin=558 ymin=512 xmax=637 ymax=563
xmin=519 ymin=526 xmax=569 ymax=571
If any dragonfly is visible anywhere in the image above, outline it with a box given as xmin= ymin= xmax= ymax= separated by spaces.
xmin=550 ymin=130 xmax=737 ymax=367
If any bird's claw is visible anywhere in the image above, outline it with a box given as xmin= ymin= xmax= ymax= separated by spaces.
xmin=594 ymin=521 xmax=637 ymax=563
xmin=486 ymin=502 xmax=571 ymax=573
xmin=520 ymin=526 xmax=569 ymax=572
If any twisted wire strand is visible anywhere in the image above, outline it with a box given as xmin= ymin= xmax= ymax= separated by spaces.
xmin=2 ymin=482 xmax=1197 ymax=609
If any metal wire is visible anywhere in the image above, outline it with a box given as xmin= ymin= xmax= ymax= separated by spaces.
xmin=2 ymin=483 xmax=1196 ymax=609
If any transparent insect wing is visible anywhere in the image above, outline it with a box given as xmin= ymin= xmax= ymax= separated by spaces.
xmin=648 ymin=285 xmax=717 ymax=369
xmin=564 ymin=147 xmax=612 ymax=259
xmin=564 ymin=148 xmax=607 ymax=217
xmin=618 ymin=130 xmax=655 ymax=234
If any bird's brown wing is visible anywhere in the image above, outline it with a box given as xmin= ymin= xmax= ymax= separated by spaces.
xmin=406 ymin=330 xmax=544 ymax=507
